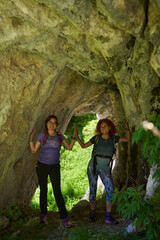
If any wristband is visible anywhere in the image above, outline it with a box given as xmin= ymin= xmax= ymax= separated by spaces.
xmin=30 ymin=139 xmax=33 ymax=142
xmin=71 ymin=136 xmax=76 ymax=139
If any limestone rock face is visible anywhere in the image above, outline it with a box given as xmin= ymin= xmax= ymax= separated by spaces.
xmin=0 ymin=0 xmax=160 ymax=208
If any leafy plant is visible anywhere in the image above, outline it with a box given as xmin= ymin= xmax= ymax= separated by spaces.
xmin=69 ymin=225 xmax=145 ymax=240
xmin=132 ymin=113 xmax=160 ymax=181
xmin=0 ymin=236 xmax=20 ymax=240
xmin=6 ymin=202 xmax=22 ymax=221
xmin=112 ymin=113 xmax=160 ymax=240
xmin=0 ymin=202 xmax=29 ymax=240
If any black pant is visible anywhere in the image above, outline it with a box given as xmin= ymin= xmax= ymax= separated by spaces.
xmin=36 ymin=161 xmax=67 ymax=219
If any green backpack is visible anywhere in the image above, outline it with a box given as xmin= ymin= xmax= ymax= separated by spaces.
xmin=92 ymin=135 xmax=116 ymax=174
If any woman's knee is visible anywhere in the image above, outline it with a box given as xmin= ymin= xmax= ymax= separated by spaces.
xmin=87 ymin=167 xmax=97 ymax=184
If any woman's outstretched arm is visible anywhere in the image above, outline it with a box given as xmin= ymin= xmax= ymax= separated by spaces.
xmin=62 ymin=126 xmax=76 ymax=150
xmin=119 ymin=122 xmax=130 ymax=142
xmin=75 ymin=126 xmax=92 ymax=148
xmin=29 ymin=128 xmax=41 ymax=153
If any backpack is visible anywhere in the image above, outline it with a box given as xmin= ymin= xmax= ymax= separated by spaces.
xmin=110 ymin=135 xmax=116 ymax=171
xmin=42 ymin=132 xmax=62 ymax=145
xmin=92 ymin=135 xmax=116 ymax=154
xmin=92 ymin=134 xmax=117 ymax=174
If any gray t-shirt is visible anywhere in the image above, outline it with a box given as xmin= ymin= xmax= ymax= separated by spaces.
xmin=89 ymin=135 xmax=120 ymax=171
xmin=37 ymin=132 xmax=65 ymax=165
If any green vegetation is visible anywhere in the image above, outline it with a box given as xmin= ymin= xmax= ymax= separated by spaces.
xmin=68 ymin=225 xmax=146 ymax=240
xmin=31 ymin=114 xmax=98 ymax=211
xmin=112 ymin=113 xmax=160 ymax=240
xmin=0 ymin=223 xmax=146 ymax=240
xmin=0 ymin=202 xmax=29 ymax=239
xmin=0 ymin=201 xmax=22 ymax=221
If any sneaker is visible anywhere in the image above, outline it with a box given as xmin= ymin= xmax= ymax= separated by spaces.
xmin=62 ymin=217 xmax=72 ymax=228
xmin=88 ymin=211 xmax=96 ymax=222
xmin=106 ymin=214 xmax=118 ymax=225
xmin=40 ymin=214 xmax=48 ymax=224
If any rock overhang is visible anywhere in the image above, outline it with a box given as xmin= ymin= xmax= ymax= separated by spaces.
xmin=0 ymin=0 xmax=160 ymax=208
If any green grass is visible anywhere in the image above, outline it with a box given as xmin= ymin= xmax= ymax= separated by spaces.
xmin=68 ymin=226 xmax=146 ymax=240
xmin=31 ymin=114 xmax=98 ymax=211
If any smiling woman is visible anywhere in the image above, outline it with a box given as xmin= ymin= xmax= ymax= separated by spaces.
xmin=75 ymin=118 xmax=130 ymax=225
xmin=29 ymin=115 xmax=76 ymax=228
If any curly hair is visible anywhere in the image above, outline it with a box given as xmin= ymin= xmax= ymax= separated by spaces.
xmin=96 ymin=118 xmax=117 ymax=136
xmin=44 ymin=115 xmax=58 ymax=132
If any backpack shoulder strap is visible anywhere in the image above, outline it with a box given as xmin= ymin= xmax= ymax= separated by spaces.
xmin=57 ymin=132 xmax=62 ymax=144
xmin=92 ymin=134 xmax=100 ymax=155
xmin=92 ymin=134 xmax=100 ymax=174
xmin=95 ymin=134 xmax=100 ymax=145
xmin=112 ymin=135 xmax=116 ymax=154
xmin=110 ymin=135 xmax=116 ymax=173
xmin=113 ymin=135 xmax=115 ymax=144
xmin=42 ymin=132 xmax=48 ymax=145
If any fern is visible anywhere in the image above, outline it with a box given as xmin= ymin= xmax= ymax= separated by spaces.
xmin=113 ymin=113 xmax=160 ymax=240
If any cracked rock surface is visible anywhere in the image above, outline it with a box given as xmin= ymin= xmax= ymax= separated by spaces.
xmin=0 ymin=0 xmax=160 ymax=208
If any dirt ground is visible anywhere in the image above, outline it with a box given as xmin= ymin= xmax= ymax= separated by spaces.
xmin=0 ymin=200 xmax=138 ymax=240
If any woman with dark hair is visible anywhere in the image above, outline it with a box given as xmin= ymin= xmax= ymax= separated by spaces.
xmin=75 ymin=118 xmax=130 ymax=224
xmin=30 ymin=115 xmax=76 ymax=228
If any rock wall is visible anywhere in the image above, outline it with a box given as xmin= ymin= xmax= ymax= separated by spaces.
xmin=0 ymin=0 xmax=160 ymax=208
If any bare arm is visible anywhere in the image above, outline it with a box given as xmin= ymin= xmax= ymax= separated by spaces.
xmin=77 ymin=136 xmax=92 ymax=148
xmin=74 ymin=125 xmax=92 ymax=148
xmin=30 ymin=141 xmax=41 ymax=153
xmin=119 ymin=130 xmax=130 ymax=142
xmin=62 ymin=138 xmax=76 ymax=150
xmin=29 ymin=128 xmax=41 ymax=153
xmin=119 ymin=122 xmax=130 ymax=142
xmin=62 ymin=126 xmax=76 ymax=150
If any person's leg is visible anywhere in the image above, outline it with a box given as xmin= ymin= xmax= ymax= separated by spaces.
xmin=90 ymin=201 xmax=96 ymax=211
xmin=49 ymin=164 xmax=71 ymax=228
xmin=87 ymin=165 xmax=98 ymax=221
xmin=49 ymin=163 xmax=68 ymax=219
xmin=36 ymin=162 xmax=48 ymax=222
xmin=106 ymin=201 xmax=112 ymax=213
xmin=99 ymin=171 xmax=118 ymax=224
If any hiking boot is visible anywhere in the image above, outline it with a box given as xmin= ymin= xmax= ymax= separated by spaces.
xmin=88 ymin=211 xmax=96 ymax=222
xmin=40 ymin=214 xmax=48 ymax=224
xmin=106 ymin=214 xmax=118 ymax=225
xmin=62 ymin=217 xmax=72 ymax=228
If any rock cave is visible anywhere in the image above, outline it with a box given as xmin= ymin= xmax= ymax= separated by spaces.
xmin=0 ymin=0 xmax=160 ymax=210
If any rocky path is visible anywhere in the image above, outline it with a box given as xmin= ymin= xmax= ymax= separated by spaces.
xmin=0 ymin=200 xmax=146 ymax=240
xmin=0 ymin=200 xmax=148 ymax=240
